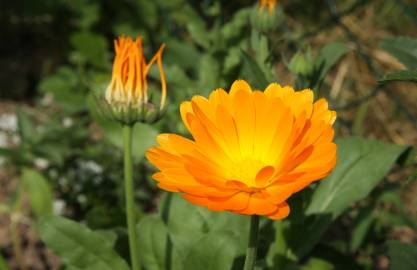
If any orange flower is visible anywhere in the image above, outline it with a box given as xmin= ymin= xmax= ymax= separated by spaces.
xmin=106 ymin=36 xmax=166 ymax=111
xmin=146 ymin=80 xmax=336 ymax=220
xmin=259 ymin=0 xmax=277 ymax=14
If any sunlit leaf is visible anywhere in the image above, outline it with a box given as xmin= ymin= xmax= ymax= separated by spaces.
xmin=39 ymin=215 xmax=130 ymax=270
xmin=350 ymin=206 xmax=374 ymax=252
xmin=16 ymin=108 xmax=35 ymax=144
xmin=70 ymin=31 xmax=109 ymax=68
xmin=0 ymin=253 xmax=10 ymax=270
xmin=198 ymin=55 xmax=220 ymax=96
xmin=299 ymin=257 xmax=334 ymax=270
xmin=268 ymin=137 xmax=409 ymax=262
xmin=241 ymin=50 xmax=268 ymax=89
xmin=379 ymin=70 xmax=417 ymax=84
xmin=187 ymin=19 xmax=210 ymax=49
xmin=164 ymin=194 xmax=249 ymax=258
xmin=137 ymin=215 xmax=182 ymax=270
xmin=315 ymin=42 xmax=350 ymax=82
xmin=380 ymin=37 xmax=417 ymax=70
xmin=183 ymin=232 xmax=239 ymax=270
xmin=22 ymin=168 xmax=53 ymax=218
xmin=38 ymin=67 xmax=85 ymax=113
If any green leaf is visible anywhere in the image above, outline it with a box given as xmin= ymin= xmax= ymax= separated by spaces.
xmin=187 ymin=19 xmax=210 ymax=49
xmin=198 ymin=55 xmax=220 ymax=96
xmin=138 ymin=195 xmax=245 ymax=270
xmin=268 ymin=137 xmax=409 ymax=261
xmin=0 ymin=147 xmax=27 ymax=164
xmin=388 ymin=241 xmax=417 ymax=270
xmin=221 ymin=9 xmax=251 ymax=41
xmin=73 ymin=2 xmax=100 ymax=30
xmin=304 ymin=244 xmax=362 ymax=270
xmin=38 ymin=67 xmax=85 ymax=113
xmin=376 ymin=189 xmax=417 ymax=230
xmin=315 ymin=42 xmax=350 ymax=82
xmin=70 ymin=31 xmax=109 ymax=68
xmin=22 ymin=168 xmax=53 ymax=218
xmin=164 ymin=39 xmax=201 ymax=71
xmin=349 ymin=206 xmax=374 ymax=252
xmin=165 ymin=194 xmax=249 ymax=258
xmin=16 ymin=108 xmax=35 ymax=144
xmin=251 ymin=32 xmax=273 ymax=81
xmin=380 ymin=37 xmax=417 ymax=70
xmin=39 ymin=215 xmax=130 ymax=270
xmin=183 ymin=232 xmax=239 ymax=270
xmin=299 ymin=257 xmax=334 ymax=270
xmin=0 ymin=253 xmax=10 ymax=270
xmin=307 ymin=137 xmax=407 ymax=217
xmin=95 ymin=230 xmax=118 ymax=247
xmin=379 ymin=70 xmax=417 ymax=84
xmin=224 ymin=47 xmax=243 ymax=73
xmin=137 ymin=215 xmax=182 ymax=270
xmin=241 ymin=50 xmax=268 ymax=89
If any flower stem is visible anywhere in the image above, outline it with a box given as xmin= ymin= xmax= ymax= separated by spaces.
xmin=123 ymin=125 xmax=141 ymax=270
xmin=243 ymin=215 xmax=260 ymax=270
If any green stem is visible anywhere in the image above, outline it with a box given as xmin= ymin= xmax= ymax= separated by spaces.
xmin=243 ymin=215 xmax=260 ymax=270
xmin=123 ymin=125 xmax=141 ymax=270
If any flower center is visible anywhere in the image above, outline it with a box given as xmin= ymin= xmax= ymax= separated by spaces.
xmin=229 ymin=158 xmax=265 ymax=187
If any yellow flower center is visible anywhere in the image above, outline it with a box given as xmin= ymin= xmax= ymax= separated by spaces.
xmin=228 ymin=158 xmax=270 ymax=188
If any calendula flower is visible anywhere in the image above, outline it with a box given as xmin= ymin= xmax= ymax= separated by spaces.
xmin=146 ymin=80 xmax=336 ymax=220
xmin=259 ymin=0 xmax=277 ymax=15
xmin=104 ymin=36 xmax=166 ymax=125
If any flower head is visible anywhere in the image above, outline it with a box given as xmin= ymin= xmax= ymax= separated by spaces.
xmin=146 ymin=80 xmax=336 ymax=220
xmin=259 ymin=0 xmax=277 ymax=15
xmin=104 ymin=36 xmax=166 ymax=125
xmin=252 ymin=0 xmax=281 ymax=33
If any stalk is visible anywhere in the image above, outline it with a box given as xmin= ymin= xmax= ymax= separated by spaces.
xmin=243 ymin=215 xmax=260 ymax=270
xmin=123 ymin=125 xmax=140 ymax=270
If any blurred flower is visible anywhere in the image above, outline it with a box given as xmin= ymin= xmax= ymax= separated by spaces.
xmin=53 ymin=199 xmax=66 ymax=216
xmin=259 ymin=0 xmax=277 ymax=15
xmin=147 ymin=80 xmax=337 ymax=220
xmin=251 ymin=0 xmax=281 ymax=33
xmin=34 ymin=158 xmax=50 ymax=170
xmin=0 ymin=113 xmax=17 ymax=132
xmin=103 ymin=36 xmax=166 ymax=125
xmin=289 ymin=47 xmax=314 ymax=76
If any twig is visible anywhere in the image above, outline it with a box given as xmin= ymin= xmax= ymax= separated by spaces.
xmin=333 ymin=85 xmax=385 ymax=110
xmin=298 ymin=0 xmax=370 ymax=41
xmin=324 ymin=0 xmax=417 ymax=130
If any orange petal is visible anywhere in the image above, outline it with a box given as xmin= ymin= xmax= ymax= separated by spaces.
xmin=180 ymin=101 xmax=193 ymax=131
xmin=232 ymin=88 xmax=255 ymax=157
xmin=255 ymin=166 xmax=275 ymax=186
xmin=238 ymin=193 xmax=277 ymax=215
xmin=267 ymin=202 xmax=290 ymax=220
xmin=230 ymin=80 xmax=252 ymax=96
xmin=263 ymin=183 xmax=294 ymax=204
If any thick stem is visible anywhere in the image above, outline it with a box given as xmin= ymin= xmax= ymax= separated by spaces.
xmin=243 ymin=215 xmax=260 ymax=270
xmin=123 ymin=125 xmax=141 ymax=270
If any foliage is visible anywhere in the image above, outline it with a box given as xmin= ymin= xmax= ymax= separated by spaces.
xmin=388 ymin=241 xmax=417 ymax=270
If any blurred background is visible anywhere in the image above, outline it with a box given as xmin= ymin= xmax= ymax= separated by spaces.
xmin=0 ymin=0 xmax=417 ymax=269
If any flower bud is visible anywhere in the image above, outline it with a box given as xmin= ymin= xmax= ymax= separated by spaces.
xmin=102 ymin=36 xmax=166 ymax=125
xmin=289 ymin=48 xmax=314 ymax=76
xmin=251 ymin=0 xmax=281 ymax=34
